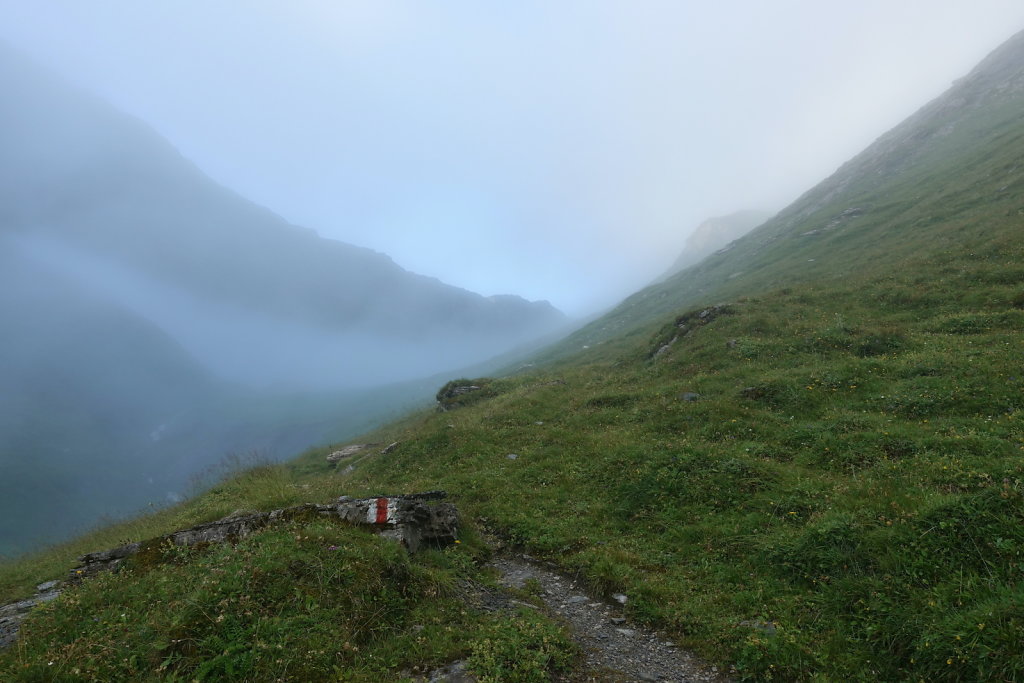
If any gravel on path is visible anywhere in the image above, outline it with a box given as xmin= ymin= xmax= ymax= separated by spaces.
xmin=489 ymin=555 xmax=731 ymax=683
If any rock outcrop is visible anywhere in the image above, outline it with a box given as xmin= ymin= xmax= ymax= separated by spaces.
xmin=649 ymin=304 xmax=732 ymax=359
xmin=71 ymin=492 xmax=458 ymax=581
xmin=436 ymin=379 xmax=496 ymax=411
xmin=0 ymin=582 xmax=61 ymax=649
xmin=336 ymin=491 xmax=458 ymax=553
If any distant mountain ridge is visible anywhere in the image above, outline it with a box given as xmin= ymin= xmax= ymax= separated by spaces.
xmin=0 ymin=41 xmax=564 ymax=387
xmin=660 ymin=210 xmax=770 ymax=279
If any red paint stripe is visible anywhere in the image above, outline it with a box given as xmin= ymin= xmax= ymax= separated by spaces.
xmin=375 ymin=497 xmax=389 ymax=524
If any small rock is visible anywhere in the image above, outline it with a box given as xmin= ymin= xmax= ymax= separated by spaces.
xmin=613 ymin=593 xmax=628 ymax=605
xmin=566 ymin=595 xmax=588 ymax=604
xmin=740 ymin=386 xmax=767 ymax=400
xmin=680 ymin=392 xmax=701 ymax=402
xmin=427 ymin=659 xmax=476 ymax=682
xmin=534 ymin=421 xmax=544 ymax=425
xmin=506 ymin=453 xmax=519 ymax=460
xmin=615 ymin=628 xmax=636 ymax=637
xmin=654 ymin=335 xmax=678 ymax=357
xmin=35 ymin=581 xmax=59 ymax=593
xmin=610 ymin=617 xmax=626 ymax=625
xmin=739 ymin=619 xmax=777 ymax=635
xmin=381 ymin=442 xmax=400 ymax=455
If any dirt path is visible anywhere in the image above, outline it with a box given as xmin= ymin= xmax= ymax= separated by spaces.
xmin=489 ymin=556 xmax=730 ymax=683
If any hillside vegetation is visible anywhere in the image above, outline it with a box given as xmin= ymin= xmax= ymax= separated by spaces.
xmin=3 ymin=29 xmax=1024 ymax=683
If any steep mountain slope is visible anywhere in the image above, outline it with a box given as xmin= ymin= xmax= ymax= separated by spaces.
xmin=546 ymin=28 xmax=1024 ymax=361
xmin=0 ymin=246 xmax=220 ymax=555
xmin=0 ymin=42 xmax=564 ymax=389
xmin=4 ymin=28 xmax=1024 ymax=683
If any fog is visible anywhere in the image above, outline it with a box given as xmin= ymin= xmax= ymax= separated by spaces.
xmin=4 ymin=1 xmax=1023 ymax=315
xmin=3 ymin=3 xmax=1024 ymax=554
xmin=12 ymin=234 xmax=545 ymax=390
xmin=2 ymin=225 xmax=465 ymax=555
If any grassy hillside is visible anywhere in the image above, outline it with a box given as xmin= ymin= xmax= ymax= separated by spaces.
xmin=544 ymin=29 xmax=1024 ymax=365
xmin=334 ymin=270 xmax=1022 ymax=680
xmin=2 ymin=28 xmax=1024 ymax=683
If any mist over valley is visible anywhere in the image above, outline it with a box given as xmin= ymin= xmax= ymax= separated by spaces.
xmin=0 ymin=43 xmax=566 ymax=554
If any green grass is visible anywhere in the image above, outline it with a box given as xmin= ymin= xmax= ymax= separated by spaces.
xmin=3 ymin=39 xmax=1024 ymax=681
xmin=328 ymin=268 xmax=1023 ymax=680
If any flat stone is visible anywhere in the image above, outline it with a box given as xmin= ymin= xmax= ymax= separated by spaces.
xmin=326 ymin=444 xmax=371 ymax=463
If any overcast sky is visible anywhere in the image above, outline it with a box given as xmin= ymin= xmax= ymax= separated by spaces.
xmin=3 ymin=2 xmax=1023 ymax=315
